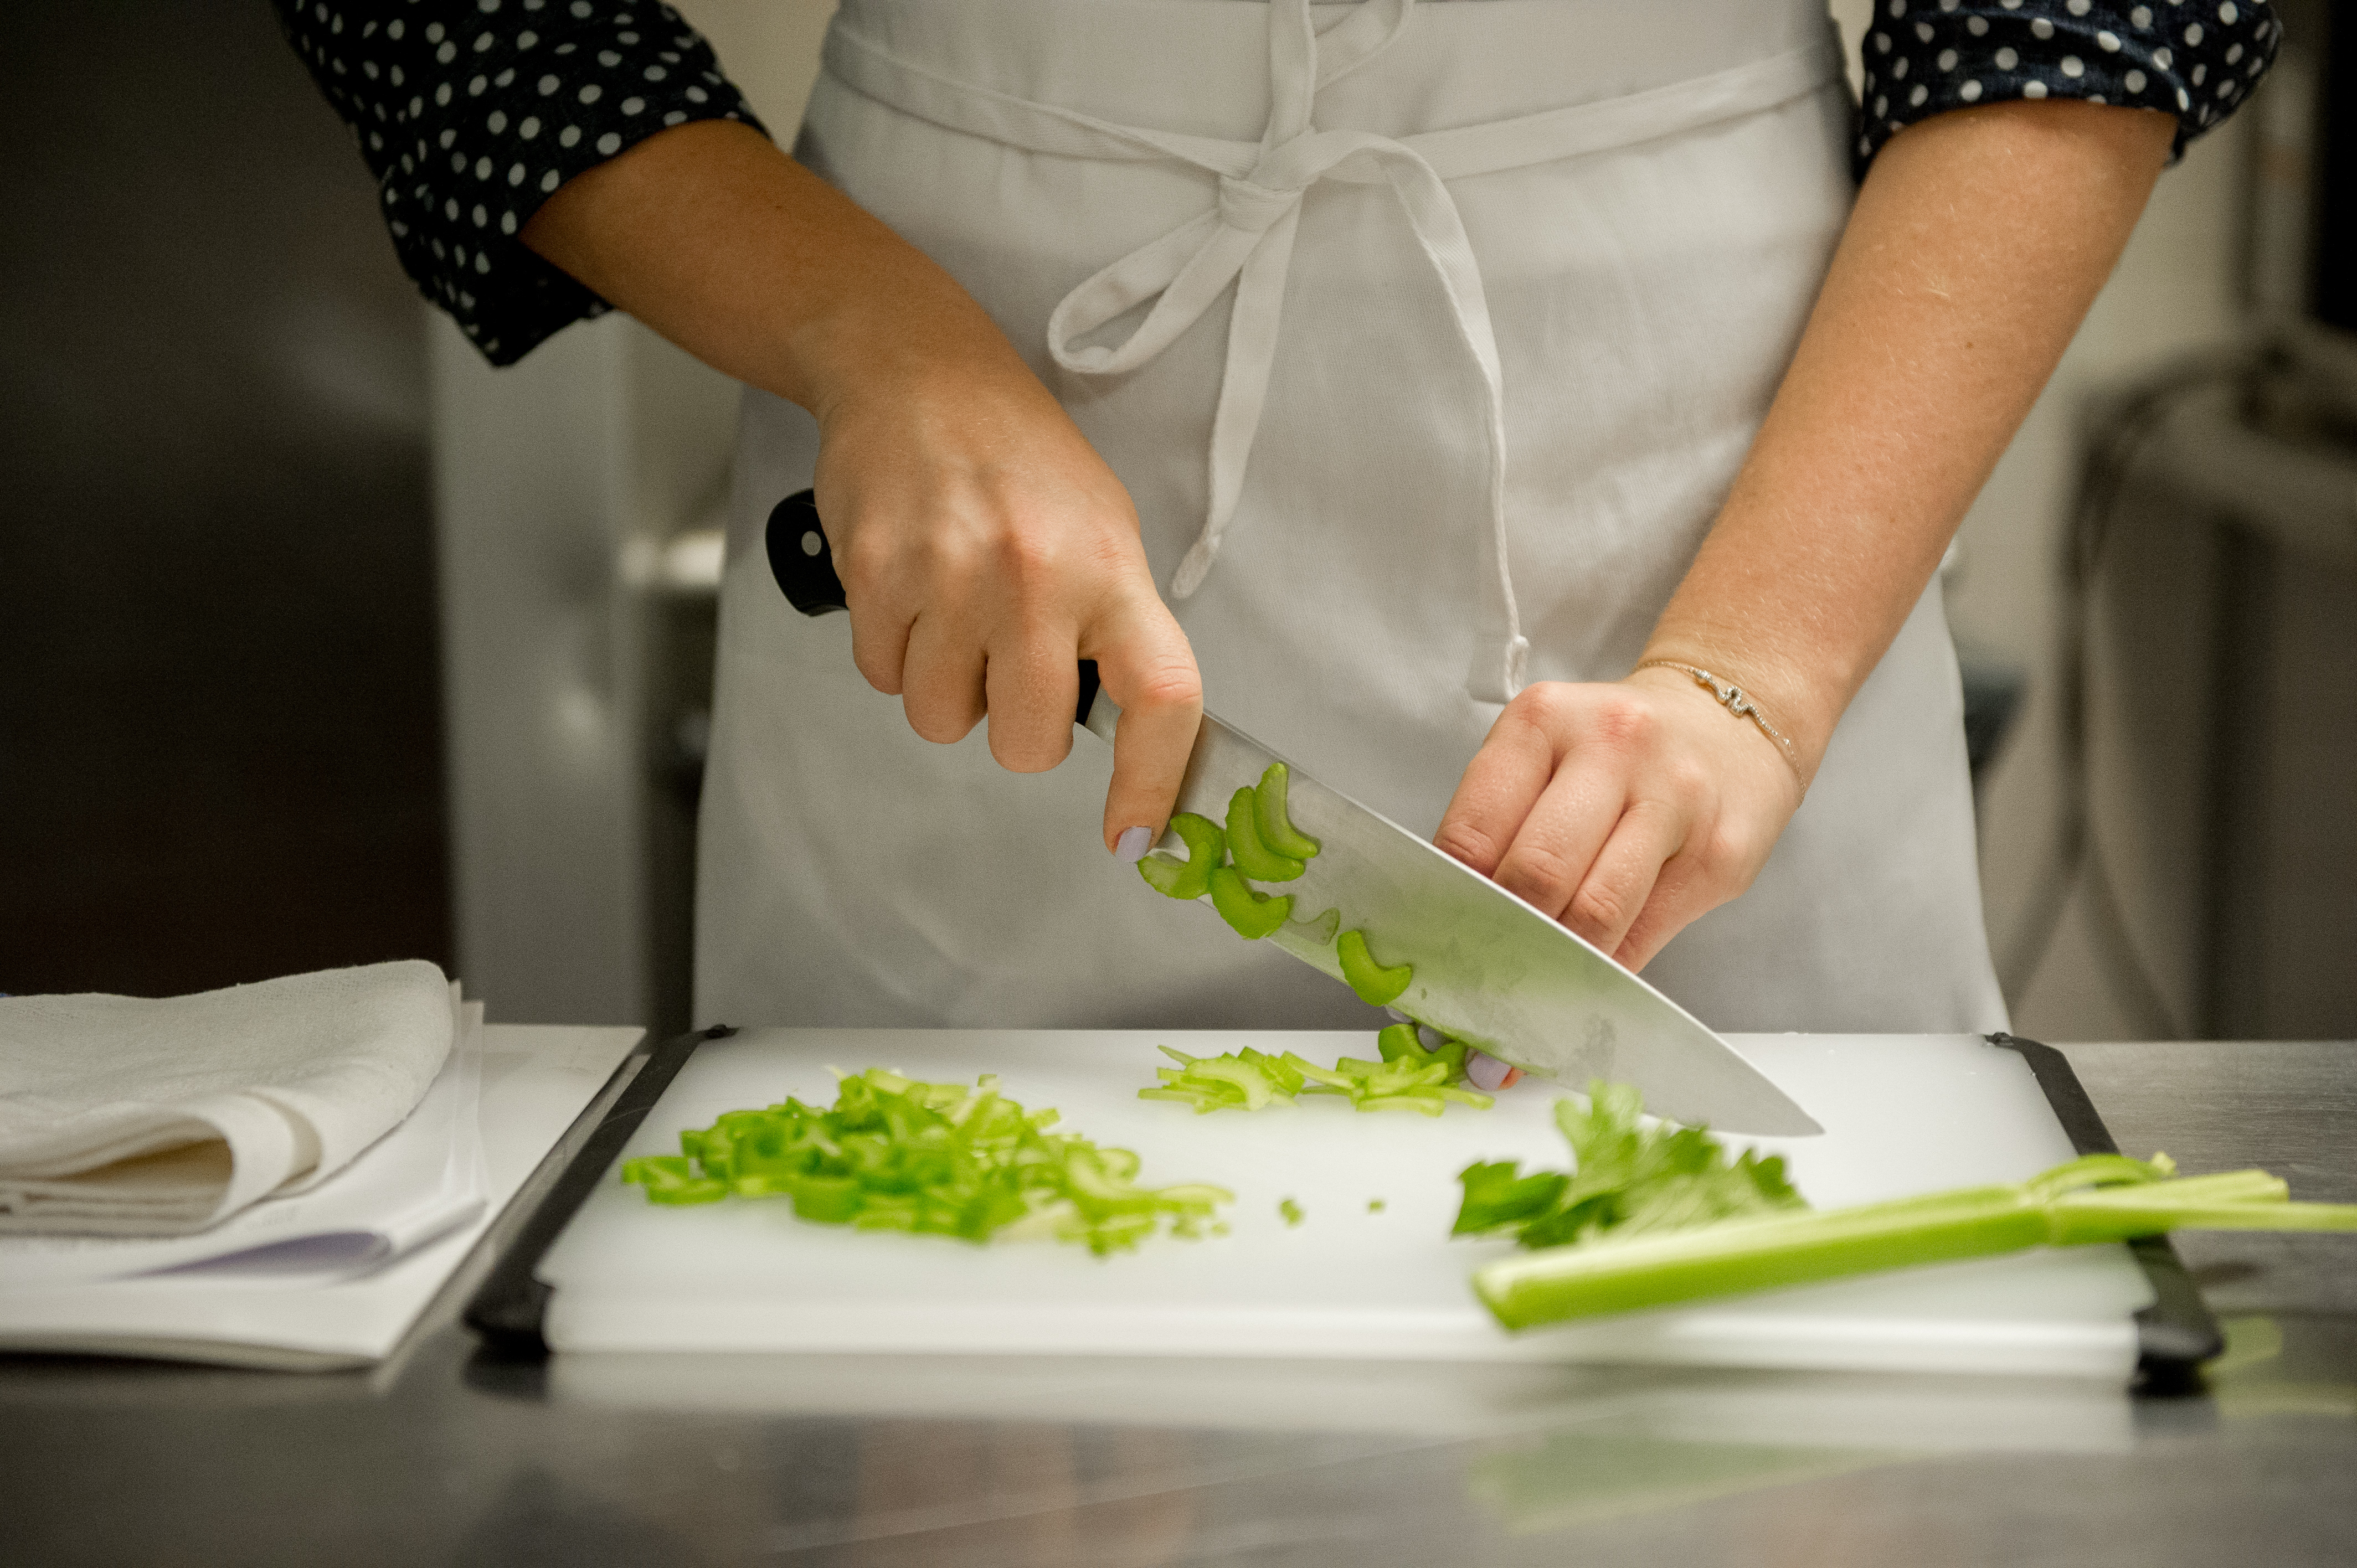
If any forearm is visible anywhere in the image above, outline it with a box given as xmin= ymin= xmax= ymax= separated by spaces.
xmin=518 ymin=118 xmax=1041 ymax=422
xmin=1638 ymin=100 xmax=2174 ymax=780
xmin=519 ymin=117 xmax=1202 ymax=844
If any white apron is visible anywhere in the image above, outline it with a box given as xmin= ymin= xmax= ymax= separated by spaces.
xmin=697 ymin=0 xmax=2010 ymax=1035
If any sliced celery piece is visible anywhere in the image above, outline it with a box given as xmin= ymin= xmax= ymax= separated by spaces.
xmin=1254 ymin=762 xmax=1322 ymax=860
xmin=1137 ymin=811 xmax=1225 ymax=900
xmin=1210 ymin=865 xmax=1293 ymax=938
xmin=1337 ymin=929 xmax=1412 ymax=1005
xmin=1226 ymin=787 xmax=1305 ymax=881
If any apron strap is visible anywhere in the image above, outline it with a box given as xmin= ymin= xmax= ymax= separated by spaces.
xmin=824 ymin=8 xmax=1839 ymax=704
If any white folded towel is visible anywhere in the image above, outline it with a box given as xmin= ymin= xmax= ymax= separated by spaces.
xmin=0 ymin=961 xmax=455 ymax=1236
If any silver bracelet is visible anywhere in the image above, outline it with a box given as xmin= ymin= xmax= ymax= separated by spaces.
xmin=1633 ymin=661 xmax=1803 ymax=779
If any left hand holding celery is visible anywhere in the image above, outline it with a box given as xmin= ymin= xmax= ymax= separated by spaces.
xmin=1460 ymin=1083 xmax=2357 ymax=1332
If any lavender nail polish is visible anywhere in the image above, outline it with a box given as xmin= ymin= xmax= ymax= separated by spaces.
xmin=1114 ymin=826 xmax=1154 ymax=863
xmin=1465 ymin=1051 xmax=1512 ymax=1092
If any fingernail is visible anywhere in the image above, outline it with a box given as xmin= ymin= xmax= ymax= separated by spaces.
xmin=1385 ymin=1007 xmax=1413 ymax=1024
xmin=1114 ymin=826 xmax=1154 ymax=863
xmin=1465 ymin=1051 xmax=1514 ymax=1092
xmin=1416 ymin=1024 xmax=1448 ymax=1052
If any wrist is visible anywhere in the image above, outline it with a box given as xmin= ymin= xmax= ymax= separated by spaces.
xmin=1625 ymin=654 xmax=1820 ymax=786
xmin=784 ymin=255 xmax=1038 ymax=431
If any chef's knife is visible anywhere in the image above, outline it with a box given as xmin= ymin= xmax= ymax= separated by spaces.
xmin=766 ymin=491 xmax=1821 ymax=1136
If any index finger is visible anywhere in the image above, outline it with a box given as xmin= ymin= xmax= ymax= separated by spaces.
xmin=1086 ymin=600 xmax=1202 ymax=855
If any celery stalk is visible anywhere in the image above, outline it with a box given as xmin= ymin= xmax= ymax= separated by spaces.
xmin=1471 ymin=1147 xmax=2357 ymax=1332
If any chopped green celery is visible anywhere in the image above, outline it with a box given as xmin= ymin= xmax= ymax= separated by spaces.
xmin=1279 ymin=1197 xmax=1305 ymax=1227
xmin=1227 ymin=787 xmax=1305 ymax=881
xmin=1140 ymin=1044 xmax=1305 ymax=1113
xmin=620 ymin=1154 xmax=728 ymax=1206
xmin=1337 ymin=929 xmax=1413 ymax=1006
xmin=1210 ymin=865 xmax=1293 ymax=938
xmin=1138 ymin=1042 xmax=1487 ymax=1117
xmin=628 ymin=1067 xmax=1228 ymax=1254
xmin=1459 ymin=1086 xmax=2357 ymax=1332
xmin=1376 ymin=1022 xmax=1471 ymax=1080
xmin=1286 ymin=906 xmax=1341 ymax=945
xmin=1254 ymin=762 xmax=1322 ymax=860
xmin=1368 ymin=1198 xmax=1386 ymax=1213
xmin=1138 ymin=811 xmax=1225 ymax=900
xmin=1289 ymin=1049 xmax=1493 ymax=1116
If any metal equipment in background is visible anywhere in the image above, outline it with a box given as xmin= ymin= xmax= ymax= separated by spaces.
xmin=430 ymin=314 xmax=732 ymax=1034
xmin=2004 ymin=1 xmax=2357 ymax=1039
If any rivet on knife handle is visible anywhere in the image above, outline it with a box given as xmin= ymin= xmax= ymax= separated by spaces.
xmin=763 ymin=489 xmax=1100 ymax=728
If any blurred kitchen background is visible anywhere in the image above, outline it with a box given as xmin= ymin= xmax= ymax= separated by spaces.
xmin=2 ymin=0 xmax=2349 ymax=1043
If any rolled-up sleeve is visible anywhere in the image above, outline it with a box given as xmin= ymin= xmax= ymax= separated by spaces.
xmin=274 ymin=0 xmax=768 ymax=365
xmin=1855 ymin=0 xmax=2283 ymax=172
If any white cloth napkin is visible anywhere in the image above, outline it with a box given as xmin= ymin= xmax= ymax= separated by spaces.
xmin=0 ymin=962 xmax=455 ymax=1236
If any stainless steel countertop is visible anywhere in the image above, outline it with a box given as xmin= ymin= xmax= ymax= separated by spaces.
xmin=3 ymin=1039 xmax=2351 ymax=1568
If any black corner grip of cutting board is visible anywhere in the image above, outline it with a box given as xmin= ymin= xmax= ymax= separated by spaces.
xmin=764 ymin=489 xmax=1102 ymax=726
xmin=1987 ymin=1031 xmax=2226 ymax=1393
xmin=462 ymin=1024 xmax=736 ymax=1360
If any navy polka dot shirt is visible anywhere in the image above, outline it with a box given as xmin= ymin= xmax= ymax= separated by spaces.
xmin=1856 ymin=0 xmax=2281 ymax=168
xmin=274 ymin=0 xmax=766 ymax=366
xmin=278 ymin=1 xmax=2279 ymax=369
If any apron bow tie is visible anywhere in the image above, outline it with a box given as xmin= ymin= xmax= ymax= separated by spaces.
xmin=1041 ymin=0 xmax=1531 ymax=701
xmin=826 ymin=0 xmax=1838 ymax=704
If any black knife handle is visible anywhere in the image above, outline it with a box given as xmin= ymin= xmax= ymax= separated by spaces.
xmin=763 ymin=489 xmax=1102 ymax=729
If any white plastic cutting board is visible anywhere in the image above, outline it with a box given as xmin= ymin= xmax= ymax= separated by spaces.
xmin=538 ymin=1030 xmax=2153 ymax=1378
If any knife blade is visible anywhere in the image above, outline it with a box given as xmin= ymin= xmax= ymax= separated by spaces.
xmin=765 ymin=491 xmax=1821 ymax=1135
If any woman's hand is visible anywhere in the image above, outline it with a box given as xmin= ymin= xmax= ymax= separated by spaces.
xmin=1435 ymin=99 xmax=2173 ymax=968
xmin=1434 ymin=668 xmax=1804 ymax=970
xmin=522 ymin=120 xmax=1201 ymax=853
xmin=812 ymin=360 xmax=1203 ymax=853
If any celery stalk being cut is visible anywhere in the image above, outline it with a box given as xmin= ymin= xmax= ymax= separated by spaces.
xmin=1461 ymin=1084 xmax=2357 ymax=1332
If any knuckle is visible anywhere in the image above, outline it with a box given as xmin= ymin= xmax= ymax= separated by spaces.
xmin=1663 ymin=759 xmax=1711 ymax=806
xmin=1507 ymin=681 xmax=1574 ymax=731
xmin=838 ymin=528 xmax=898 ymax=599
xmin=1433 ymin=821 xmax=1499 ymax=870
xmin=1587 ymin=690 xmax=1654 ymax=751
xmin=995 ymin=527 xmax=1066 ymax=604
xmin=1432 ymin=821 xmax=1502 ymax=873
xmin=1567 ymin=880 xmax=1633 ymax=939
xmin=1496 ymin=843 xmax=1581 ymax=911
xmin=1125 ymin=656 xmax=1203 ymax=715
xmin=1701 ymin=828 xmax=1764 ymax=897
